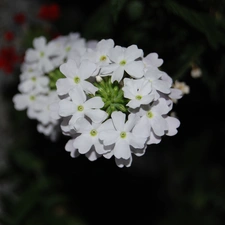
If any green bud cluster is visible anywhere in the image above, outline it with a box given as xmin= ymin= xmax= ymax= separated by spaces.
xmin=47 ymin=68 xmax=65 ymax=90
xmin=94 ymin=76 xmax=129 ymax=116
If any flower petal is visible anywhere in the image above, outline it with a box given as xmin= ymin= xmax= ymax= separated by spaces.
xmin=111 ymin=111 xmax=125 ymax=131
xmin=114 ymin=139 xmax=131 ymax=160
xmin=73 ymin=134 xmax=93 ymax=154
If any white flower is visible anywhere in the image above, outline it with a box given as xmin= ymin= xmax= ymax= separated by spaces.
xmin=19 ymin=63 xmax=43 ymax=81
xmin=25 ymin=36 xmax=62 ymax=73
xmin=99 ymin=111 xmax=147 ymax=162
xmin=122 ymin=78 xmax=154 ymax=109
xmin=143 ymin=52 xmax=163 ymax=70
xmin=54 ymin=32 xmax=87 ymax=63
xmin=65 ymin=137 xmax=101 ymax=161
xmin=34 ymin=91 xmax=60 ymax=125
xmin=56 ymin=59 xmax=98 ymax=96
xmin=83 ymin=39 xmax=115 ymax=67
xmin=58 ymin=86 xmax=108 ymax=129
xmin=137 ymin=98 xmax=171 ymax=137
xmin=143 ymin=67 xmax=171 ymax=100
xmin=12 ymin=91 xmax=40 ymax=119
xmin=71 ymin=118 xmax=113 ymax=155
xmin=100 ymin=45 xmax=145 ymax=82
xmin=18 ymin=73 xmax=49 ymax=93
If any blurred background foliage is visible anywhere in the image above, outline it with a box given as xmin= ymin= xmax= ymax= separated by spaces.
xmin=1 ymin=0 xmax=225 ymax=224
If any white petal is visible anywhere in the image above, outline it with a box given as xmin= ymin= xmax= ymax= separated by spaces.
xmin=111 ymin=111 xmax=125 ymax=131
xmin=111 ymin=66 xmax=124 ymax=82
xmin=73 ymin=134 xmax=93 ymax=154
xmin=133 ymin=116 xmax=150 ymax=137
xmin=56 ymin=78 xmax=74 ymax=96
xmin=84 ymin=97 xmax=104 ymax=109
xmin=115 ymin=157 xmax=132 ymax=168
xmin=151 ymin=115 xmax=167 ymax=136
xmin=165 ymin=116 xmax=180 ymax=136
xmin=79 ymin=60 xmax=97 ymax=79
xmin=147 ymin=131 xmax=161 ymax=144
xmin=12 ymin=94 xmax=28 ymax=110
xmin=69 ymin=86 xmax=86 ymax=104
xmin=125 ymin=45 xmax=143 ymax=61
xmin=129 ymin=134 xmax=146 ymax=149
xmin=125 ymin=61 xmax=144 ymax=78
xmin=33 ymin=36 xmax=46 ymax=50
xmin=18 ymin=80 xmax=33 ymax=93
xmin=65 ymin=139 xmax=80 ymax=158
xmin=99 ymin=130 xmax=119 ymax=146
xmin=100 ymin=63 xmax=118 ymax=75
xmin=58 ymin=99 xmax=76 ymax=117
xmin=25 ymin=49 xmax=38 ymax=62
xmin=154 ymin=80 xmax=171 ymax=94
xmin=81 ymin=80 xmax=98 ymax=95
xmin=85 ymin=148 xmax=101 ymax=161
xmin=60 ymin=59 xmax=78 ymax=79
xmin=114 ymin=140 xmax=131 ymax=160
xmin=85 ymin=109 xmax=108 ymax=123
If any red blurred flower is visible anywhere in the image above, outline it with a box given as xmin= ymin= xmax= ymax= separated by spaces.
xmin=0 ymin=47 xmax=22 ymax=75
xmin=38 ymin=3 xmax=61 ymax=21
xmin=4 ymin=31 xmax=14 ymax=42
xmin=14 ymin=13 xmax=26 ymax=25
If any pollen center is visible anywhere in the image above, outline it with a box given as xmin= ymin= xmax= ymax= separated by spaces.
xmin=77 ymin=105 xmax=84 ymax=111
xmin=74 ymin=76 xmax=80 ymax=84
xmin=119 ymin=60 xmax=126 ymax=66
xmin=147 ymin=111 xmax=153 ymax=118
xmin=40 ymin=51 xmax=44 ymax=57
xmin=31 ymin=76 xmax=36 ymax=82
xmin=135 ymin=95 xmax=142 ymax=100
xmin=30 ymin=95 xmax=36 ymax=101
xmin=120 ymin=131 xmax=127 ymax=139
xmin=100 ymin=55 xmax=107 ymax=61
xmin=66 ymin=46 xmax=71 ymax=52
xmin=90 ymin=129 xmax=97 ymax=137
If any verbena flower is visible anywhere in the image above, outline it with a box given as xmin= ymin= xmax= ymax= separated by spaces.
xmin=13 ymin=33 xmax=183 ymax=167
xmin=51 ymin=38 xmax=183 ymax=167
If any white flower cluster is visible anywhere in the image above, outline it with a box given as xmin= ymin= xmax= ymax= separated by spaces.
xmin=53 ymin=38 xmax=183 ymax=167
xmin=12 ymin=32 xmax=97 ymax=140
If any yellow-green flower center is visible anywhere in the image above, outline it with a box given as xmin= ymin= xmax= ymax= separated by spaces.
xmin=66 ymin=46 xmax=71 ymax=52
xmin=135 ymin=95 xmax=142 ymax=100
xmin=77 ymin=105 xmax=84 ymax=112
xmin=30 ymin=95 xmax=36 ymax=101
xmin=40 ymin=51 xmax=44 ymax=57
xmin=147 ymin=111 xmax=153 ymax=118
xmin=119 ymin=60 xmax=126 ymax=66
xmin=74 ymin=76 xmax=80 ymax=84
xmin=90 ymin=129 xmax=97 ymax=137
xmin=31 ymin=76 xmax=36 ymax=82
xmin=120 ymin=131 xmax=127 ymax=139
xmin=100 ymin=55 xmax=107 ymax=61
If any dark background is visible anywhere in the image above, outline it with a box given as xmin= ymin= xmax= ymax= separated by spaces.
xmin=1 ymin=0 xmax=225 ymax=224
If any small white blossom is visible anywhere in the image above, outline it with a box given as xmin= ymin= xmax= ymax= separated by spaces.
xmin=58 ymin=86 xmax=108 ymax=129
xmin=100 ymin=45 xmax=145 ymax=82
xmin=56 ymin=59 xmax=98 ymax=96
xmin=122 ymin=78 xmax=154 ymax=109
xmin=99 ymin=111 xmax=147 ymax=165
xmin=25 ymin=36 xmax=62 ymax=73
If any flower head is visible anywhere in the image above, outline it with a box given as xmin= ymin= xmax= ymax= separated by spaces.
xmin=13 ymin=34 xmax=183 ymax=167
